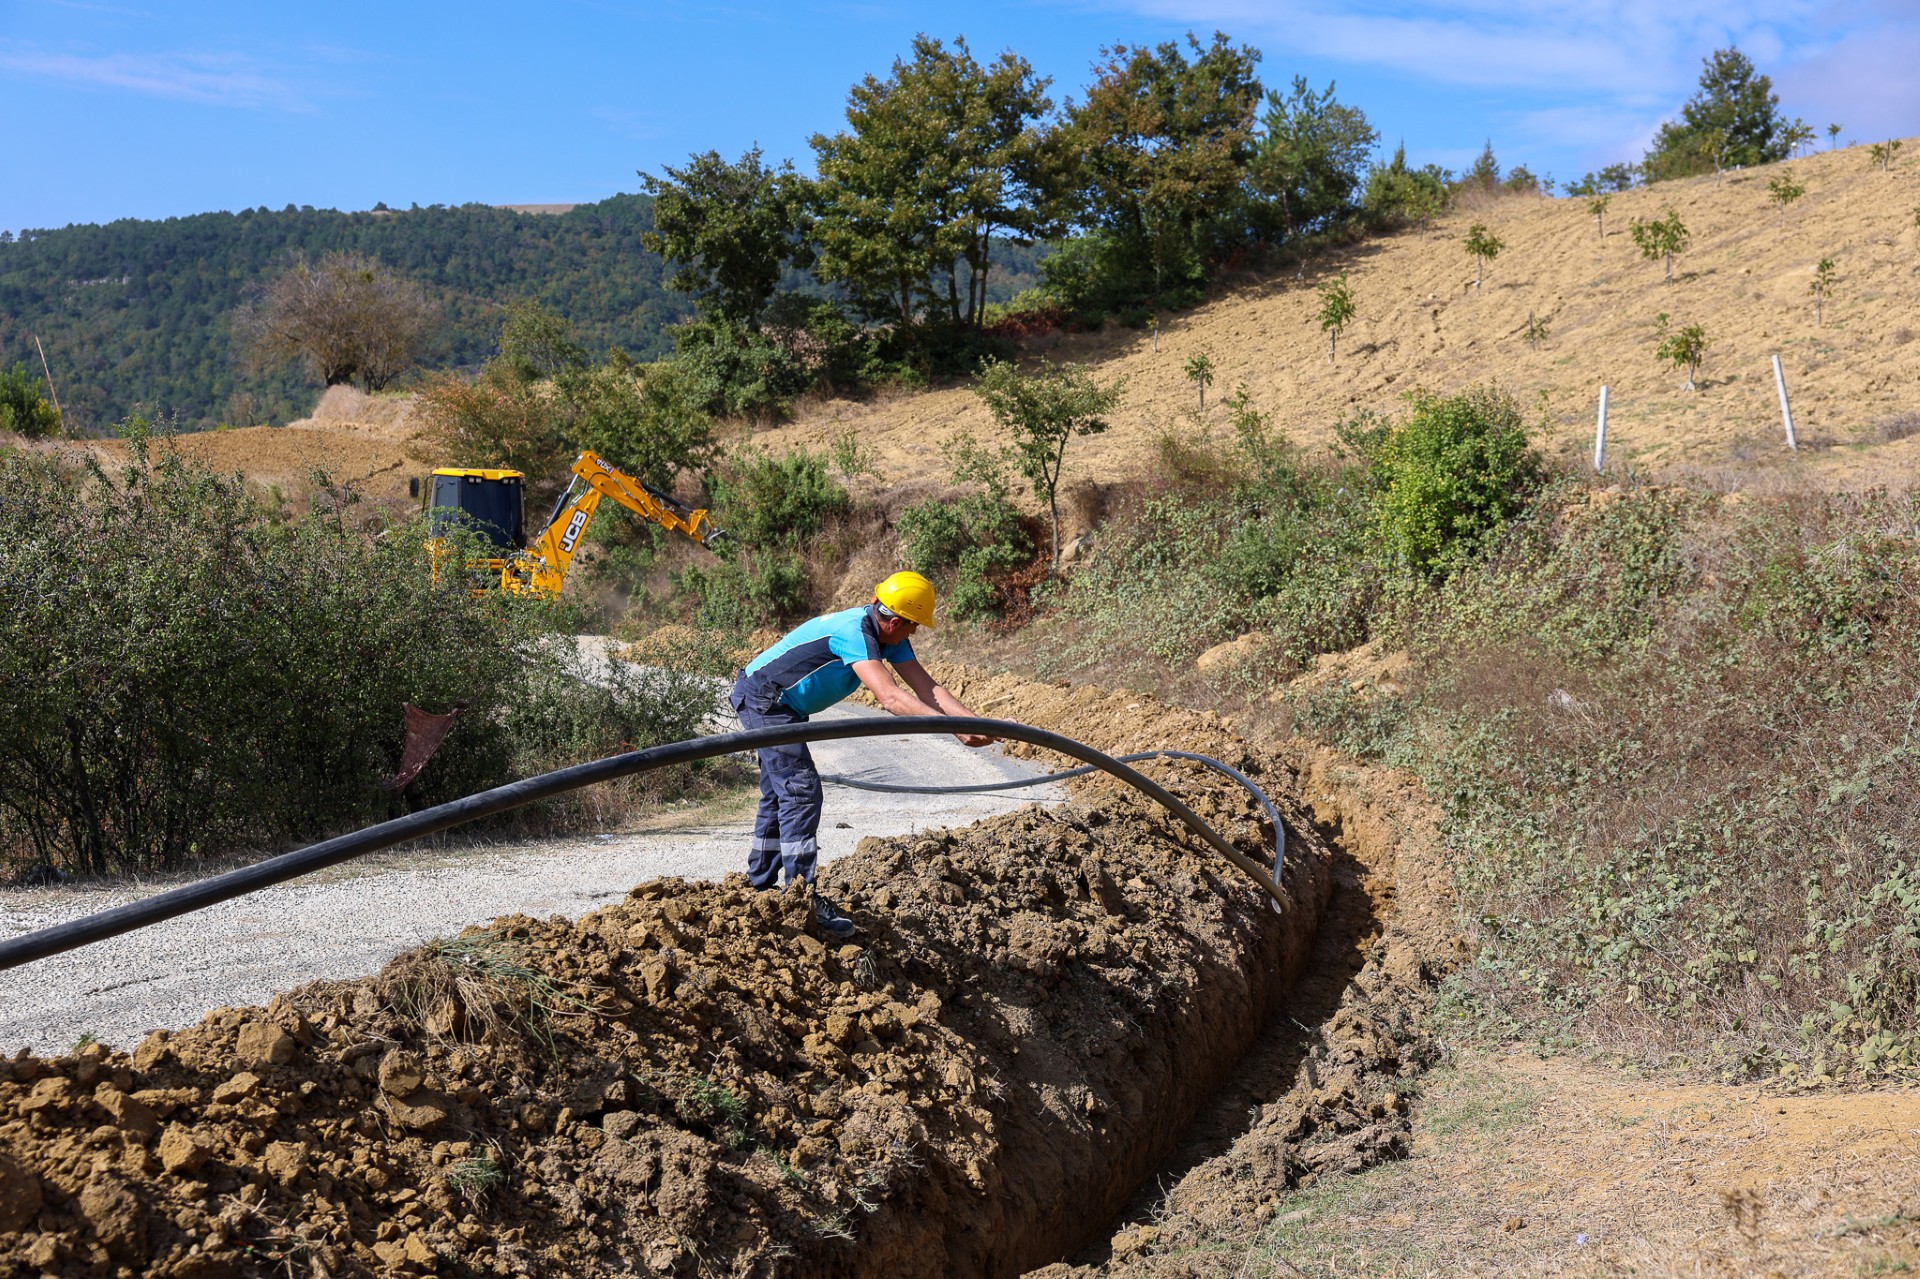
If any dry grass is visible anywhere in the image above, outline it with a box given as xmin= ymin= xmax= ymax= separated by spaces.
xmin=1191 ymin=1051 xmax=1920 ymax=1278
xmin=760 ymin=139 xmax=1920 ymax=497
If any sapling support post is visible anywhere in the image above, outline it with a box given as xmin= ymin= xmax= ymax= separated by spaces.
xmin=1773 ymin=355 xmax=1798 ymax=450
xmin=1594 ymin=385 xmax=1610 ymax=472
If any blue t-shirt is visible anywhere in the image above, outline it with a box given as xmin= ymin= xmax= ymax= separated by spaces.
xmin=743 ymin=605 xmax=916 ymax=716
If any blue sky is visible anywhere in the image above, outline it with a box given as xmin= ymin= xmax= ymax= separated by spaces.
xmin=2 ymin=0 xmax=1914 ymax=232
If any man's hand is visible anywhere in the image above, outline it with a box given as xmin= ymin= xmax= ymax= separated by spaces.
xmin=955 ymin=732 xmax=998 ymax=748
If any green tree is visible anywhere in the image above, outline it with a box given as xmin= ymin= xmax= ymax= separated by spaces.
xmin=1466 ymin=140 xmax=1500 ymax=192
xmin=1630 ymin=210 xmax=1691 ymax=282
xmin=1587 ymin=192 xmax=1614 ymax=239
xmin=1503 ymin=164 xmax=1541 ymax=195
xmin=1654 ymin=313 xmax=1710 ymax=390
xmin=1062 ymin=31 xmax=1263 ymax=302
xmin=236 ymin=251 xmax=440 ymax=391
xmin=810 ymin=34 xmax=1057 ymax=329
xmin=1248 ymin=77 xmax=1378 ymax=239
xmin=1643 ymin=48 xmax=1787 ymax=180
xmin=1361 ymin=143 xmax=1451 ymax=228
xmin=1783 ymin=118 xmax=1816 ymax=157
xmin=1767 ymin=168 xmax=1806 ymax=223
xmin=1810 ymin=256 xmax=1836 ymax=327
xmin=497 ymin=300 xmax=587 ymax=382
xmin=0 ymin=362 xmax=60 ymax=437
xmin=1828 ymin=122 xmax=1842 ymax=149
xmin=1463 ymin=222 xmax=1504 ymax=290
xmin=640 ymin=147 xmax=814 ymax=330
xmin=1869 ymin=140 xmax=1903 ymax=173
xmin=972 ymin=358 xmax=1124 ymax=570
xmin=1184 ymin=348 xmax=1215 ymax=409
xmin=1317 ymin=274 xmax=1355 ymax=362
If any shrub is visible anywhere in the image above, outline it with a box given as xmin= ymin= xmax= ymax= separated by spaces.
xmin=561 ymin=356 xmax=717 ymax=490
xmin=0 ymin=362 xmax=60 ymax=437
xmin=673 ymin=553 xmax=809 ymax=632
xmin=1350 ymin=387 xmax=1543 ymax=579
xmin=1049 ymin=435 xmax=1378 ymax=677
xmin=411 ymin=366 xmax=574 ymax=480
xmin=706 ymin=445 xmax=849 ymax=550
xmin=895 ymin=437 xmax=1034 ymax=621
xmin=670 ymin=316 xmax=812 ymax=420
xmin=0 ymin=440 xmax=706 ymax=878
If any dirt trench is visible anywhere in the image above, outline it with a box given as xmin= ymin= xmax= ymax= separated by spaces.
xmin=1029 ymin=736 xmax=1463 ymax=1277
xmin=0 ymin=674 xmax=1341 ymax=1279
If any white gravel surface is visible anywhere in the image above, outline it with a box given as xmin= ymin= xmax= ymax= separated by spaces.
xmin=0 ymin=702 xmax=1061 ymax=1055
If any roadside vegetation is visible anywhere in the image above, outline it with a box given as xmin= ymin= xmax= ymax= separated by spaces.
xmin=0 ymin=432 xmax=715 ymax=882
xmin=995 ymin=382 xmax=1918 ymax=1084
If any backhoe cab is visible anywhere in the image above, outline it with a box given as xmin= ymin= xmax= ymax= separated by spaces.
xmin=422 ymin=451 xmax=725 ymax=598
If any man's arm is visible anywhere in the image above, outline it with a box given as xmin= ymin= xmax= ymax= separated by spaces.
xmin=851 ymin=658 xmax=998 ymax=746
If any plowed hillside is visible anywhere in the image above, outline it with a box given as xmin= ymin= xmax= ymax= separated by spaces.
xmin=764 ymin=139 xmax=1920 ymax=491
xmin=83 ymin=386 xmax=421 ymax=516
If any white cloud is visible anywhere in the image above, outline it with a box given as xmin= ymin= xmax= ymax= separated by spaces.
xmin=1773 ymin=22 xmax=1920 ymax=142
xmin=1076 ymin=0 xmax=1841 ymax=96
xmin=0 ymin=45 xmax=312 ymax=112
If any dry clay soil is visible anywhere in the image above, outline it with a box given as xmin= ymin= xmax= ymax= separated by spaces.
xmin=0 ymin=672 xmax=1353 ymax=1279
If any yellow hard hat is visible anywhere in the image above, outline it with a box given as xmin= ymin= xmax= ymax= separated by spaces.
xmin=874 ymin=571 xmax=937 ymax=628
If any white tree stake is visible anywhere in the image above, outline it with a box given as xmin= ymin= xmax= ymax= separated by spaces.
xmin=1772 ymin=354 xmax=1798 ymax=450
xmin=1593 ymin=385 xmax=1610 ymax=472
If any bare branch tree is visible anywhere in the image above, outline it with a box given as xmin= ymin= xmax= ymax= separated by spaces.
xmin=237 ymin=252 xmax=440 ymax=391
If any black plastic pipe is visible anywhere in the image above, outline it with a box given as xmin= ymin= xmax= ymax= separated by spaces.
xmin=0 ymin=717 xmax=1287 ymax=973
xmin=822 ymin=748 xmax=1285 ymax=882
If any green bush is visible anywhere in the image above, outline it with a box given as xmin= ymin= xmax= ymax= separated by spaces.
xmin=0 ymin=439 xmax=710 ymax=878
xmin=0 ymin=362 xmax=61 ymax=437
xmin=560 ymin=356 xmax=717 ymax=490
xmin=1047 ymin=437 xmax=1378 ymax=677
xmin=673 ymin=553 xmax=810 ymax=632
xmin=707 ymin=445 xmax=849 ymax=549
xmin=1349 ymin=387 xmax=1543 ymax=579
xmin=895 ymin=440 xmax=1034 ymax=621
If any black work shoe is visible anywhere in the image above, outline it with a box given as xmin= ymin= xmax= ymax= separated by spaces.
xmin=812 ymin=893 xmax=857 ymax=938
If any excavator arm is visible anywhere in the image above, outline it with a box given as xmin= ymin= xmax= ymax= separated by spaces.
xmin=504 ymin=451 xmax=725 ymax=597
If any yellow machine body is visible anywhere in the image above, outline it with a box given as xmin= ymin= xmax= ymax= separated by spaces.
xmin=425 ymin=452 xmax=724 ymax=598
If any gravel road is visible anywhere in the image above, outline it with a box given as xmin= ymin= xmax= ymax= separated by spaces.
xmin=0 ymin=702 xmax=1061 ymax=1055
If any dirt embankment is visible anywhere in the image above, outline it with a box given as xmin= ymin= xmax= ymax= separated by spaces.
xmin=924 ymin=667 xmax=1462 ymax=1273
xmin=0 ymin=677 xmax=1332 ymax=1278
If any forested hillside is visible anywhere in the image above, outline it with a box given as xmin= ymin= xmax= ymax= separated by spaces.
xmin=0 ymin=197 xmax=689 ymax=432
xmin=0 ymin=196 xmax=1052 ymax=434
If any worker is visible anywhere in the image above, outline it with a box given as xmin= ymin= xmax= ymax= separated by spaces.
xmin=729 ymin=571 xmax=997 ymax=936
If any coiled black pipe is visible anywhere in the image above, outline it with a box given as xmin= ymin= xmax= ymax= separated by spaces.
xmin=822 ymin=749 xmax=1285 ymax=882
xmin=0 ymin=717 xmax=1288 ymax=973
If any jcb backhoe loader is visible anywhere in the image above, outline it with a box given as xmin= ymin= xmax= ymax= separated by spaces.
xmin=417 ymin=451 xmax=725 ymax=598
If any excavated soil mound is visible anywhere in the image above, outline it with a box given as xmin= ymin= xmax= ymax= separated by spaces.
xmin=0 ymin=688 xmax=1332 ymax=1278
